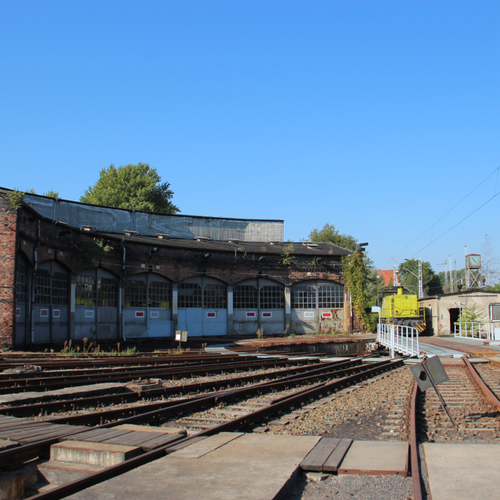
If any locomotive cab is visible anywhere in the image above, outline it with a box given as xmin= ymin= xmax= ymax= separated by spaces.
xmin=379 ymin=287 xmax=426 ymax=332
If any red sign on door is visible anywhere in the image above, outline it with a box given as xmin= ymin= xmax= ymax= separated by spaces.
xmin=246 ymin=312 xmax=256 ymax=318
xmin=207 ymin=312 xmax=216 ymax=318
xmin=321 ymin=312 xmax=332 ymax=319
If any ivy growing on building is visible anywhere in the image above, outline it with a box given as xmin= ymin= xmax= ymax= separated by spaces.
xmin=342 ymin=249 xmax=377 ymax=332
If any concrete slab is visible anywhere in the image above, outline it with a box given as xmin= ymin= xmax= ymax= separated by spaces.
xmin=424 ymin=443 xmax=500 ymax=500
xmin=51 ymin=440 xmax=142 ymax=467
xmin=169 ymin=432 xmax=243 ymax=458
xmin=338 ymin=440 xmax=409 ymax=476
xmin=67 ymin=433 xmax=321 ymax=500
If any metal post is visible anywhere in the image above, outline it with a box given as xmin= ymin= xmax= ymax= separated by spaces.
xmin=390 ymin=325 xmax=395 ymax=358
xmin=418 ymin=259 xmax=423 ymax=299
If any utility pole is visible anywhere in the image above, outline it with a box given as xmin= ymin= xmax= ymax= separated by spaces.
xmin=449 ymin=256 xmax=454 ymax=293
xmin=418 ymin=259 xmax=423 ymax=298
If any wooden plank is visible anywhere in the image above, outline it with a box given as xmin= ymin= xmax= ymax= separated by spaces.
xmin=139 ymin=433 xmax=184 ymax=452
xmin=300 ymin=438 xmax=341 ymax=472
xmin=8 ymin=428 xmax=69 ymax=444
xmin=72 ymin=429 xmax=134 ymax=443
xmin=323 ymin=439 xmax=353 ymax=473
xmin=62 ymin=428 xmax=113 ymax=442
xmin=17 ymin=427 xmax=83 ymax=445
xmin=0 ymin=420 xmax=49 ymax=430
xmin=0 ymin=424 xmax=53 ymax=439
xmin=0 ymin=416 xmax=22 ymax=425
xmin=103 ymin=431 xmax=164 ymax=446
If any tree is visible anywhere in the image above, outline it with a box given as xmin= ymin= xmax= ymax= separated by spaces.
xmin=309 ymin=223 xmax=358 ymax=250
xmin=80 ymin=163 xmax=179 ymax=214
xmin=398 ymin=259 xmax=443 ymax=296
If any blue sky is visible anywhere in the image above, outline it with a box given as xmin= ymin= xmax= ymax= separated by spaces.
xmin=1 ymin=1 xmax=500 ymax=275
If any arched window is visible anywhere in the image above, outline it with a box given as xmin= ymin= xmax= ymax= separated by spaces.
xmin=125 ymin=280 xmax=147 ymax=307
xmin=292 ymin=284 xmax=317 ymax=309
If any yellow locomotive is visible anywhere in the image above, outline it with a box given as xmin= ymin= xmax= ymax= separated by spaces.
xmin=380 ymin=287 xmax=426 ymax=332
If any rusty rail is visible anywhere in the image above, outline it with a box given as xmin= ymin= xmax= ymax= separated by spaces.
xmin=28 ymin=358 xmax=405 ymax=500
xmin=409 ymin=380 xmax=423 ymax=500
xmin=463 ymin=356 xmax=500 ymax=411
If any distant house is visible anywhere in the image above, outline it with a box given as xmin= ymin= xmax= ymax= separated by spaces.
xmin=418 ymin=290 xmax=500 ymax=336
xmin=378 ymin=270 xmax=394 ymax=287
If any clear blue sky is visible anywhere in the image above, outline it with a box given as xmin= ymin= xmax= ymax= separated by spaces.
xmin=2 ymin=0 xmax=500 ymax=276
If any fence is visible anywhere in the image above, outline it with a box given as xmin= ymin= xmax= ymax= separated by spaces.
xmin=454 ymin=322 xmax=500 ymax=342
xmin=377 ymin=323 xmax=421 ymax=357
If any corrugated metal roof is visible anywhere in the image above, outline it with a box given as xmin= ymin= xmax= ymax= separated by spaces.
xmin=97 ymin=231 xmax=352 ymax=256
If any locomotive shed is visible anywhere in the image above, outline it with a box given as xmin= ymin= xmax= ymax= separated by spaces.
xmin=0 ymin=336 xmax=499 ymax=500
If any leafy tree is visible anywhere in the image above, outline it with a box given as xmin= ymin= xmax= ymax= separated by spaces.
xmin=398 ymin=259 xmax=443 ymax=296
xmin=44 ymin=190 xmax=59 ymax=199
xmin=309 ymin=223 xmax=358 ymax=251
xmin=81 ymin=163 xmax=179 ymax=214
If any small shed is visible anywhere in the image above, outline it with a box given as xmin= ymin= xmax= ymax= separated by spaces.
xmin=419 ymin=290 xmax=500 ymax=336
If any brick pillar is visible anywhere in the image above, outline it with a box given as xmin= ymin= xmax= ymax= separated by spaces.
xmin=0 ymin=193 xmax=18 ymax=349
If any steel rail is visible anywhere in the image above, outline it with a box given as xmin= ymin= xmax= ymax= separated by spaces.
xmin=463 ymin=356 xmax=500 ymax=411
xmin=44 ymin=359 xmax=364 ymax=426
xmin=0 ymin=359 xmax=358 ymax=418
xmin=0 ymin=355 xmax=258 ymax=379
xmin=27 ymin=359 xmax=405 ymax=500
xmin=0 ymin=359 xmax=394 ymax=470
xmin=0 ymin=358 xmax=317 ymax=393
xmin=0 ymin=353 xmax=250 ymax=371
xmin=47 ymin=360 xmax=399 ymax=429
xmin=409 ymin=380 xmax=423 ymax=500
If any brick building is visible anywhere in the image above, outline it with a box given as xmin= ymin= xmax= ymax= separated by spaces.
xmin=0 ymin=188 xmax=356 ymax=348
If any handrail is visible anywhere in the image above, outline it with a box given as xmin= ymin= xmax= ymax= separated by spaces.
xmin=377 ymin=323 xmax=420 ymax=357
xmin=454 ymin=321 xmax=500 ymax=342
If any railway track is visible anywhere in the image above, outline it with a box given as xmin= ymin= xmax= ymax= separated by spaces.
xmin=3 ymin=352 xmax=498 ymax=500
xmin=409 ymin=357 xmax=500 ymax=500
xmin=0 ymin=356 xmax=321 ymax=394
xmin=0 ymin=355 xmax=404 ymax=499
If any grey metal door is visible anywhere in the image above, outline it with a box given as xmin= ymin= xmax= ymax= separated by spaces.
xmin=292 ymin=281 xmax=344 ymax=334
xmin=177 ymin=278 xmax=227 ymax=337
xmin=124 ymin=273 xmax=173 ymax=339
xmin=33 ymin=261 xmax=69 ymax=343
xmin=75 ymin=269 xmax=119 ymax=341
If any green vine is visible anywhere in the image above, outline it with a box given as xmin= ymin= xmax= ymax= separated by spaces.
xmin=279 ymin=244 xmax=295 ymax=265
xmin=342 ymin=249 xmax=377 ymax=332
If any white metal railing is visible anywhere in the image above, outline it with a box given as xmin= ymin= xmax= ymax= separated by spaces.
xmin=377 ymin=323 xmax=421 ymax=357
xmin=454 ymin=322 xmax=500 ymax=342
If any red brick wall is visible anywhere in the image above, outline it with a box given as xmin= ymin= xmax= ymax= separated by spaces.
xmin=0 ymin=193 xmax=17 ymax=349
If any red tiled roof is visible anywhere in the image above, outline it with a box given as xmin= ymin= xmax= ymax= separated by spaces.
xmin=378 ymin=269 xmax=393 ymax=286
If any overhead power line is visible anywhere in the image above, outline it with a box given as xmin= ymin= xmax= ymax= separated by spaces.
xmin=390 ymin=166 xmax=500 ymax=261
